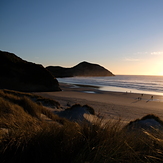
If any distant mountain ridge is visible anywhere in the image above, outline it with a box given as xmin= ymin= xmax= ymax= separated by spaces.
xmin=0 ymin=50 xmax=61 ymax=92
xmin=46 ymin=61 xmax=114 ymax=78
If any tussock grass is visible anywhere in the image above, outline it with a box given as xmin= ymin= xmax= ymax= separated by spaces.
xmin=0 ymin=90 xmax=67 ymax=129
xmin=1 ymin=90 xmax=163 ymax=162
xmin=1 ymin=89 xmax=60 ymax=108
xmin=65 ymin=104 xmax=95 ymax=115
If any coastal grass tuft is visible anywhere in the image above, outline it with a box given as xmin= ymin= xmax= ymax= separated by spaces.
xmin=1 ymin=89 xmax=163 ymax=162
xmin=2 ymin=89 xmax=60 ymax=108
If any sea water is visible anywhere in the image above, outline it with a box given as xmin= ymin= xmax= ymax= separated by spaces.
xmin=57 ymin=75 xmax=163 ymax=96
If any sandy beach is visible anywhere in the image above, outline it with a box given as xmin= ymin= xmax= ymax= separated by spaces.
xmin=35 ymin=83 xmax=163 ymax=124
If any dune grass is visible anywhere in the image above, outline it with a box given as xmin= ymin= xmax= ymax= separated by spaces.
xmin=1 ymin=89 xmax=60 ymax=108
xmin=1 ymin=89 xmax=163 ymax=162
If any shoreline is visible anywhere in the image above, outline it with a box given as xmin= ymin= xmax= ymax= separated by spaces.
xmin=57 ymin=76 xmax=163 ymax=96
xmin=35 ymin=82 xmax=163 ymax=124
xmin=60 ymin=82 xmax=163 ymax=101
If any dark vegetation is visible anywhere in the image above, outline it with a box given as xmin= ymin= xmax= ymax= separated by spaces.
xmin=1 ymin=90 xmax=163 ymax=162
xmin=46 ymin=61 xmax=114 ymax=77
xmin=0 ymin=50 xmax=61 ymax=92
xmin=65 ymin=104 xmax=95 ymax=115
xmin=2 ymin=89 xmax=60 ymax=108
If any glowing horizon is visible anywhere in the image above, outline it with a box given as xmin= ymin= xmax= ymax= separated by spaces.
xmin=1 ymin=1 xmax=163 ymax=76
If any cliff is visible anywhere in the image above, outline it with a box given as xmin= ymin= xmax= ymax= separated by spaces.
xmin=46 ymin=61 xmax=114 ymax=78
xmin=0 ymin=50 xmax=61 ymax=92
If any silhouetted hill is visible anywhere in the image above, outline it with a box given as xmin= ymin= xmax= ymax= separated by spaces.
xmin=0 ymin=50 xmax=61 ymax=92
xmin=46 ymin=61 xmax=114 ymax=77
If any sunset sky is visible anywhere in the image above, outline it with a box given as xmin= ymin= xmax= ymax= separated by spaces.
xmin=1 ymin=0 xmax=163 ymax=75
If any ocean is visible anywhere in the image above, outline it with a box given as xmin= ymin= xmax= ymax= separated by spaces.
xmin=57 ymin=75 xmax=163 ymax=96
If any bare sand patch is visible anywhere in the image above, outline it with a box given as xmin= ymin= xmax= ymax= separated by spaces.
xmin=35 ymin=83 xmax=163 ymax=124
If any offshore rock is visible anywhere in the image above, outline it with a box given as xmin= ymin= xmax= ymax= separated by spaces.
xmin=46 ymin=61 xmax=114 ymax=78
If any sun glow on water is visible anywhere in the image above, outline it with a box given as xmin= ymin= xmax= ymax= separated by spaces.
xmin=157 ymin=64 xmax=163 ymax=76
xmin=158 ymin=72 xmax=163 ymax=76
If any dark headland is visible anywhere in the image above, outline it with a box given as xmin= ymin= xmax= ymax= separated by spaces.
xmin=0 ymin=50 xmax=61 ymax=92
xmin=46 ymin=61 xmax=114 ymax=78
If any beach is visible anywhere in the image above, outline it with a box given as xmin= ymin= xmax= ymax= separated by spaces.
xmin=35 ymin=83 xmax=163 ymax=124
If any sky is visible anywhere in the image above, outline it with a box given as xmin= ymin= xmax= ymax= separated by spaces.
xmin=1 ymin=0 xmax=163 ymax=75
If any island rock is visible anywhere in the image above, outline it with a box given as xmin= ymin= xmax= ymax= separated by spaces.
xmin=46 ymin=61 xmax=114 ymax=77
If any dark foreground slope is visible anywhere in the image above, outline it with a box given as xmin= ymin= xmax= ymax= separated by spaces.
xmin=46 ymin=61 xmax=114 ymax=78
xmin=1 ymin=90 xmax=163 ymax=163
xmin=0 ymin=50 xmax=61 ymax=92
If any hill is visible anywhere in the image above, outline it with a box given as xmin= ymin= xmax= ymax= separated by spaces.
xmin=46 ymin=61 xmax=114 ymax=77
xmin=0 ymin=50 xmax=61 ymax=92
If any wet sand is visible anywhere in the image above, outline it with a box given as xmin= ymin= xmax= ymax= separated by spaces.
xmin=35 ymin=83 xmax=163 ymax=124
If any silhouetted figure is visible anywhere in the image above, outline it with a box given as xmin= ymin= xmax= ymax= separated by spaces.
xmin=146 ymin=95 xmax=154 ymax=102
xmin=141 ymin=94 xmax=143 ymax=97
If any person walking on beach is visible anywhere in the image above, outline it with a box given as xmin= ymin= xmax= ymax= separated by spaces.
xmin=138 ymin=94 xmax=143 ymax=100
xmin=146 ymin=95 xmax=154 ymax=102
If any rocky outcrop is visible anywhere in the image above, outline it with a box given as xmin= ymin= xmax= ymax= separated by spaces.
xmin=0 ymin=50 xmax=61 ymax=92
xmin=46 ymin=61 xmax=114 ymax=78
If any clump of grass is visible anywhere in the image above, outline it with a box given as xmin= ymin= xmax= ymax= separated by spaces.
xmin=65 ymin=104 xmax=95 ymax=115
xmin=0 ymin=89 xmax=67 ymax=130
xmin=2 ymin=89 xmax=60 ymax=108
xmin=1 ymin=118 xmax=163 ymax=163
xmin=83 ymin=104 xmax=95 ymax=115
xmin=1 ymin=90 xmax=163 ymax=162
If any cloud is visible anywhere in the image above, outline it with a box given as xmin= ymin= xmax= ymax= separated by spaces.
xmin=125 ymin=58 xmax=140 ymax=62
xmin=151 ymin=51 xmax=163 ymax=55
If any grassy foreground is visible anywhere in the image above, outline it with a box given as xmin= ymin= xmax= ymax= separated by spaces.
xmin=0 ymin=90 xmax=163 ymax=163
